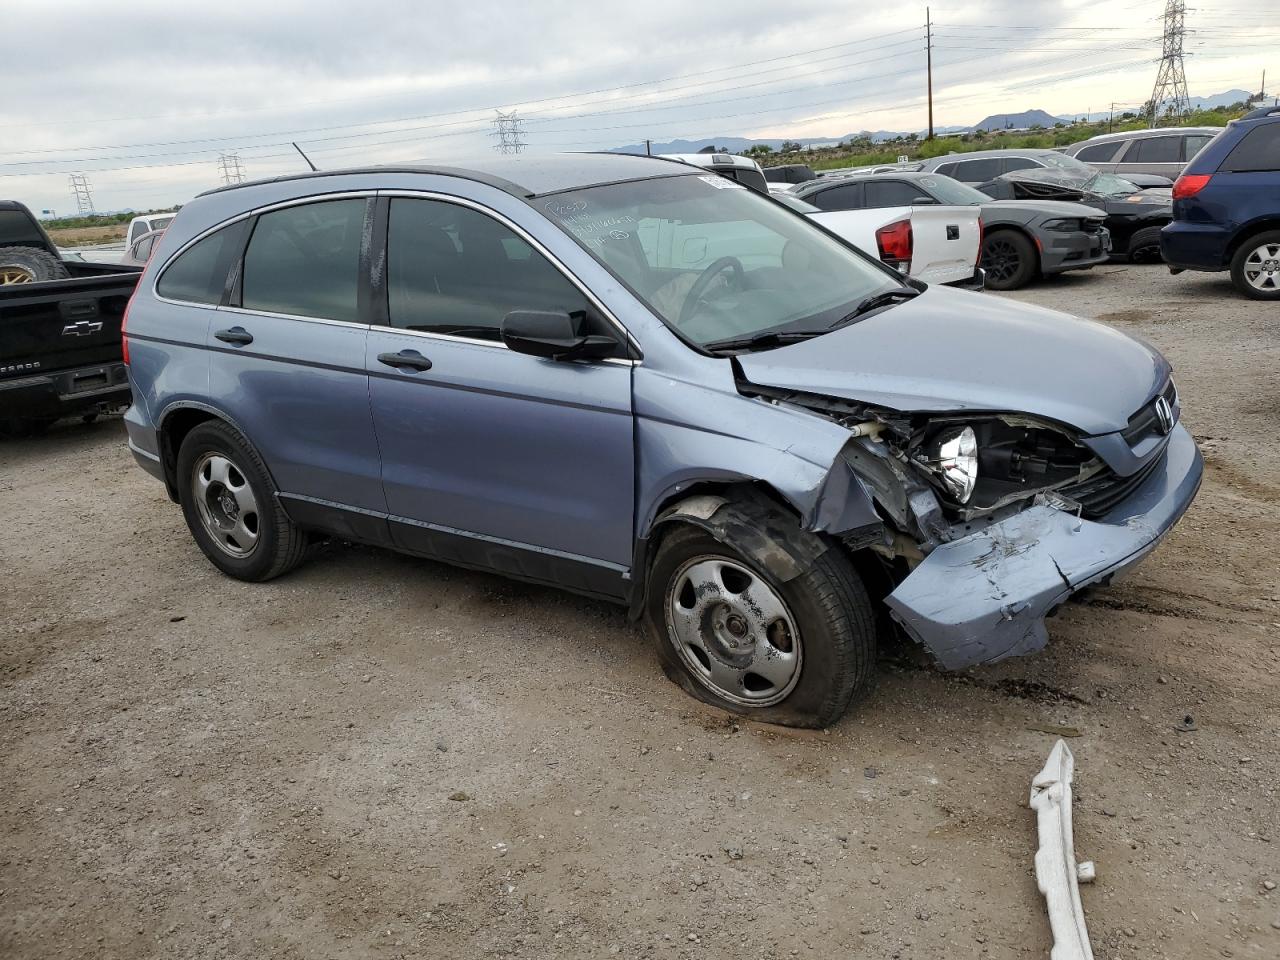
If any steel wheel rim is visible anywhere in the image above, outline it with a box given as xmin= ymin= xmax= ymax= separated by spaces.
xmin=0 ymin=267 xmax=35 ymax=285
xmin=1243 ymin=242 xmax=1280 ymax=291
xmin=982 ymin=239 xmax=1019 ymax=283
xmin=664 ymin=555 xmax=802 ymax=708
xmin=191 ymin=452 xmax=260 ymax=558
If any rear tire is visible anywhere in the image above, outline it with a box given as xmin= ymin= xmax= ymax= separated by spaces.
xmin=176 ymin=420 xmax=310 ymax=581
xmin=981 ymin=229 xmax=1037 ymax=290
xmin=1126 ymin=225 xmax=1165 ymax=263
xmin=0 ymin=246 xmax=70 ymax=284
xmin=645 ymin=521 xmax=876 ymax=728
xmin=1229 ymin=230 xmax=1280 ymax=300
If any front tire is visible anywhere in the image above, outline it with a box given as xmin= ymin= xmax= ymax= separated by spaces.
xmin=1229 ymin=231 xmax=1280 ymax=300
xmin=981 ymin=230 xmax=1037 ymax=290
xmin=645 ymin=523 xmax=876 ymax=728
xmin=176 ymin=420 xmax=310 ymax=581
xmin=1126 ymin=225 xmax=1165 ymax=263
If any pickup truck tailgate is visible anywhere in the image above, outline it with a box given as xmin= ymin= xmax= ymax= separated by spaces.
xmin=903 ymin=204 xmax=982 ymax=285
xmin=1 ymin=270 xmax=138 ymax=380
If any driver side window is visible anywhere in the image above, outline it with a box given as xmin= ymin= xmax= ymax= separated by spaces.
xmin=386 ymin=198 xmax=591 ymax=340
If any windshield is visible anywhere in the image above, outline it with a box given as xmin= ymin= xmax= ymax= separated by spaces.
xmin=1035 ymin=152 xmax=1095 ymax=176
xmin=916 ymin=175 xmax=991 ymax=205
xmin=540 ymin=174 xmax=899 ymax=350
xmin=1086 ymin=172 xmax=1141 ymax=197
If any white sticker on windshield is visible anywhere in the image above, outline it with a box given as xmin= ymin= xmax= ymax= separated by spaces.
xmin=698 ymin=174 xmax=745 ymax=189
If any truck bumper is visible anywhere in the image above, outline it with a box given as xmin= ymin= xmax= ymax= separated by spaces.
xmin=0 ymin=361 xmax=130 ymax=420
xmin=885 ymin=423 xmax=1202 ymax=670
xmin=946 ymin=266 xmax=986 ymax=291
xmin=1040 ymin=228 xmax=1111 ymax=274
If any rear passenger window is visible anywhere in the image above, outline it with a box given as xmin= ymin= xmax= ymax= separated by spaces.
xmin=1002 ymin=157 xmax=1041 ymax=174
xmin=1220 ymin=125 xmax=1280 ymax=172
xmin=1127 ymin=136 xmax=1181 ymax=163
xmin=157 ymin=219 xmax=248 ymax=305
xmin=385 ymin=198 xmax=590 ymax=340
xmin=241 ymin=199 xmax=366 ymax=322
xmin=864 ymin=181 xmax=926 ymax=208
xmin=809 ymin=184 xmax=862 ymax=211
xmin=953 ymin=159 xmax=1002 ymax=182
xmin=1183 ymin=135 xmax=1214 ymax=161
xmin=1075 ymin=142 xmax=1123 ymax=163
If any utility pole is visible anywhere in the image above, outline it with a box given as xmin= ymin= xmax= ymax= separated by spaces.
xmin=925 ymin=7 xmax=934 ymax=140
xmin=1147 ymin=0 xmax=1191 ymax=127
xmin=217 ymin=153 xmax=245 ymax=186
xmin=1109 ymin=102 xmax=1116 ymax=132
xmin=645 ymin=139 xmax=652 ymax=156
xmin=68 ymin=174 xmax=94 ymax=216
xmin=490 ymin=110 xmax=526 ymax=155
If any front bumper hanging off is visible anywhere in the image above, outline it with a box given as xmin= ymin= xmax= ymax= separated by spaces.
xmin=885 ymin=423 xmax=1202 ymax=669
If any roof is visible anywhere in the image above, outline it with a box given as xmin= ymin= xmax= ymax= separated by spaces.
xmin=1241 ymin=104 xmax=1280 ymax=121
xmin=198 ymin=153 xmax=689 ymax=200
xmin=1078 ymin=126 xmax=1223 ymax=144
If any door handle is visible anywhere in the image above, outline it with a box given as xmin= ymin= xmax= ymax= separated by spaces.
xmin=377 ymin=350 xmax=433 ymax=372
xmin=214 ymin=327 xmax=254 ymax=346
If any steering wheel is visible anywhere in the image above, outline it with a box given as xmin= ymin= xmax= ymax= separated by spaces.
xmin=678 ymin=256 xmax=745 ymax=326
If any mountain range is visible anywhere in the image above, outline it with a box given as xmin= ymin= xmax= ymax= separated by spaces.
xmin=608 ymin=89 xmax=1255 ymax=155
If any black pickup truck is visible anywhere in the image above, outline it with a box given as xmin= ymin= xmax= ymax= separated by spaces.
xmin=1 ymin=200 xmax=142 ymax=436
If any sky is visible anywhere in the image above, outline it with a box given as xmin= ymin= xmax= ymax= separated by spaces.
xmin=2 ymin=0 xmax=1273 ymax=216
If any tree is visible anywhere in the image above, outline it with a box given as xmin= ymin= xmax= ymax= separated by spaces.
xmin=780 ymin=140 xmax=803 ymax=153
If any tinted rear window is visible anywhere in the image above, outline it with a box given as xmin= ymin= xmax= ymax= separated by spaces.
xmin=157 ymin=220 xmax=248 ymax=305
xmin=1127 ymin=136 xmax=1181 ymax=163
xmin=810 ymin=183 xmax=862 ymax=211
xmin=241 ymin=199 xmax=367 ymax=322
xmin=1220 ymin=124 xmax=1280 ymax=172
xmin=864 ymin=180 xmax=927 ymax=208
xmin=952 ymin=158 xmax=1002 ymax=182
xmin=1075 ymin=141 xmax=1123 ymax=163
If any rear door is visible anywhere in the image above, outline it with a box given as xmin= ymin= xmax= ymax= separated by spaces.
xmin=207 ymin=195 xmax=386 ymax=520
xmin=864 ymin=179 xmax=979 ymax=285
xmin=365 ymin=194 xmax=635 ymax=597
xmin=1116 ymin=135 xmax=1183 ymax=179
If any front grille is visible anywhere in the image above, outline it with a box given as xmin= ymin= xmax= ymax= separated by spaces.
xmin=1122 ymin=380 xmax=1179 ymax=447
xmin=1082 ymin=218 xmax=1107 ymax=235
xmin=1062 ymin=452 xmax=1164 ymax=519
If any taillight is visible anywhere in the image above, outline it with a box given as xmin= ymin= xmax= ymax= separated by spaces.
xmin=121 ymin=292 xmax=135 ymax=365
xmin=876 ymin=218 xmax=913 ymax=270
xmin=975 ymin=218 xmax=984 ymax=267
xmin=1172 ymin=174 xmax=1211 ymax=200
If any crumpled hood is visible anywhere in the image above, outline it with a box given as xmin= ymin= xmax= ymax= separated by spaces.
xmin=736 ymin=285 xmax=1170 ymax=436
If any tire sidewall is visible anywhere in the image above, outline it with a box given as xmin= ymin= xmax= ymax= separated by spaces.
xmin=982 ymin=230 xmax=1036 ymax=290
xmin=1230 ymin=231 xmax=1280 ymax=301
xmin=644 ymin=525 xmax=861 ymax=727
xmin=1127 ymin=225 xmax=1165 ymax=264
xmin=176 ymin=423 xmax=282 ymax=580
xmin=0 ymin=247 xmax=69 ymax=282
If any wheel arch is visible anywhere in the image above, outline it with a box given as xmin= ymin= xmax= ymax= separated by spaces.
xmin=1225 ymin=218 xmax=1280 ymax=259
xmin=156 ymin=402 xmax=272 ymax=503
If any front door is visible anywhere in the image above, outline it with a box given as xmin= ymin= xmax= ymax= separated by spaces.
xmin=365 ymin=195 xmax=635 ymax=599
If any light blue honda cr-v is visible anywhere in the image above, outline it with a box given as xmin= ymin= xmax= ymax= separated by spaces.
xmin=123 ymin=154 xmax=1201 ymax=727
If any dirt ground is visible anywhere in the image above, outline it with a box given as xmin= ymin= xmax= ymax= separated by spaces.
xmin=43 ymin=224 xmax=128 ymax=248
xmin=2 ymin=263 xmax=1278 ymax=960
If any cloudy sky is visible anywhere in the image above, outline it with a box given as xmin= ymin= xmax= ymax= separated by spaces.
xmin=3 ymin=0 xmax=1272 ymax=216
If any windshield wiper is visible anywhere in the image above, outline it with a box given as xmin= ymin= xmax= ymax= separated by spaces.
xmin=703 ymin=329 xmax=824 ymax=353
xmin=828 ymin=285 xmax=920 ymax=329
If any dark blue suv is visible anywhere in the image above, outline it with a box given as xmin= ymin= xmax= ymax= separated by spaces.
xmin=1161 ymin=105 xmax=1280 ymax=299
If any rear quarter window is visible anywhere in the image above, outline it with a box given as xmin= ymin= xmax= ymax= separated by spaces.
xmin=1220 ymin=124 xmax=1280 ymax=173
xmin=156 ymin=220 xmax=249 ymax=305
xmin=1075 ymin=141 xmax=1123 ymax=163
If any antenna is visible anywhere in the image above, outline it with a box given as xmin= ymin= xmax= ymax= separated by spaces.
xmin=217 ymin=153 xmax=246 ymax=185
xmin=1147 ymin=0 xmax=1192 ymax=126
xmin=491 ymin=110 xmax=527 ymax=155
xmin=292 ymin=142 xmax=318 ymax=172
xmin=68 ymin=173 xmax=95 ymax=215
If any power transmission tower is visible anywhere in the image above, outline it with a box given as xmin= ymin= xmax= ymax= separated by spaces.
xmin=491 ymin=110 xmax=526 ymax=155
xmin=217 ymin=153 xmax=246 ymax=185
xmin=1147 ymin=0 xmax=1191 ymax=127
xmin=68 ymin=174 xmax=95 ymax=215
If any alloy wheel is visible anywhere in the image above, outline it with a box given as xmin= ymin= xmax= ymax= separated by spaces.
xmin=0 ymin=266 xmax=35 ymax=285
xmin=981 ymin=238 xmax=1020 ymax=284
xmin=665 ymin=556 xmax=802 ymax=707
xmin=1242 ymin=242 xmax=1280 ymax=292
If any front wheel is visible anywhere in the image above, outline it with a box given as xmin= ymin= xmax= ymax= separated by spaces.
xmin=981 ymin=230 xmax=1037 ymax=290
xmin=176 ymin=420 xmax=311 ymax=581
xmin=1229 ymin=231 xmax=1280 ymax=300
xmin=645 ymin=522 xmax=876 ymax=728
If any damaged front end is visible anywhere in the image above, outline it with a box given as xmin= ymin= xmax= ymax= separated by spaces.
xmin=742 ymin=379 xmax=1204 ymax=670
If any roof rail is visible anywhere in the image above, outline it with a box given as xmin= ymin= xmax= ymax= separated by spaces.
xmin=1241 ymin=104 xmax=1280 ymax=121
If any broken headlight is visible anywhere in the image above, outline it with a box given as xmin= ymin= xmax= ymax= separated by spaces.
xmin=932 ymin=426 xmax=979 ymax=503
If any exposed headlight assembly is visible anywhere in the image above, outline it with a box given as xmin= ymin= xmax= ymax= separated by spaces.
xmin=933 ymin=425 xmax=979 ymax=503
xmin=1041 ymin=218 xmax=1081 ymax=233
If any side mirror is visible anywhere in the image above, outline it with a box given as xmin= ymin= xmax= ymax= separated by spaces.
xmin=911 ymin=196 xmax=938 ymax=205
xmin=501 ymin=309 xmax=618 ymax=361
